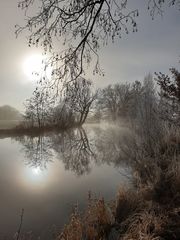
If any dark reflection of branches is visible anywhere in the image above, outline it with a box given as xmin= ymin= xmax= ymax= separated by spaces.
xmin=15 ymin=135 xmax=53 ymax=169
xmin=51 ymin=127 xmax=96 ymax=176
xmin=13 ymin=126 xmax=132 ymax=177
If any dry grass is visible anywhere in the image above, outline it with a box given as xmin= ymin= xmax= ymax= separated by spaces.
xmin=121 ymin=209 xmax=168 ymax=240
xmin=59 ymin=212 xmax=83 ymax=240
xmin=57 ymin=185 xmax=180 ymax=240
xmin=57 ymin=194 xmax=114 ymax=240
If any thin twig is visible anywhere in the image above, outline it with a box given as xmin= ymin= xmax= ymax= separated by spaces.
xmin=16 ymin=208 xmax=24 ymax=240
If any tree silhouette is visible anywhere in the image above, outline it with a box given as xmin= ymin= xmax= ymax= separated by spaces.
xmin=156 ymin=68 xmax=180 ymax=124
xmin=64 ymin=78 xmax=97 ymax=125
xmin=98 ymin=83 xmax=132 ymax=121
xmin=24 ymin=87 xmax=53 ymax=128
xmin=16 ymin=0 xmax=179 ymax=92
xmin=156 ymin=68 xmax=180 ymax=104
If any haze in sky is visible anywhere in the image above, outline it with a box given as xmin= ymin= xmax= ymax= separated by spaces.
xmin=0 ymin=0 xmax=179 ymax=111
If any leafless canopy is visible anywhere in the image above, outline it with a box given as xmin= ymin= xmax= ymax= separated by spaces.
xmin=15 ymin=0 xmax=179 ymax=92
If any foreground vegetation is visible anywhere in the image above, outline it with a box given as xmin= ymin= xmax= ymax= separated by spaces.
xmin=56 ymin=125 xmax=180 ymax=240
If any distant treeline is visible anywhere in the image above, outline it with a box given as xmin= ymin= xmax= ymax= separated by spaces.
xmin=93 ymin=70 xmax=180 ymax=125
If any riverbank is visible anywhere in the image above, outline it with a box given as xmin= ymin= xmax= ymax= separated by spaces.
xmin=57 ymin=125 xmax=180 ymax=240
xmin=0 ymin=123 xmax=84 ymax=138
xmin=59 ymin=182 xmax=180 ymax=240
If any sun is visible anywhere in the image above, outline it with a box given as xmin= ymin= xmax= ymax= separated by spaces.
xmin=23 ymin=53 xmax=52 ymax=82
xmin=32 ymin=166 xmax=41 ymax=175
xmin=23 ymin=54 xmax=44 ymax=81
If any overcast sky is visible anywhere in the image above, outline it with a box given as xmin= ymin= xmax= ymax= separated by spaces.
xmin=0 ymin=0 xmax=180 ymax=111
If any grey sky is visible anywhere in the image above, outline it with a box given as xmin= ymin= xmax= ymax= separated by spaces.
xmin=0 ymin=0 xmax=180 ymax=111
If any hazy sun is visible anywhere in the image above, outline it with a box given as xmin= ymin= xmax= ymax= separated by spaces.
xmin=32 ymin=166 xmax=41 ymax=175
xmin=23 ymin=54 xmax=52 ymax=82
xmin=23 ymin=54 xmax=44 ymax=81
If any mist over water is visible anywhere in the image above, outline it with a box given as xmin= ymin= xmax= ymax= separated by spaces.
xmin=0 ymin=124 xmax=131 ymax=239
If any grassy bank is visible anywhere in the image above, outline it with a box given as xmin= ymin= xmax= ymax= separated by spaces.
xmin=59 ymin=182 xmax=180 ymax=239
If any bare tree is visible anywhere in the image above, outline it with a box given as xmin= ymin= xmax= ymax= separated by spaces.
xmin=50 ymin=101 xmax=76 ymax=128
xmin=24 ymin=87 xmax=53 ymax=128
xmin=128 ymin=80 xmax=143 ymax=119
xmin=155 ymin=68 xmax=180 ymax=124
xmin=23 ymin=78 xmax=96 ymax=129
xmin=98 ymin=83 xmax=132 ymax=121
xmin=64 ymin=78 xmax=97 ymax=125
xmin=15 ymin=0 xmax=179 ymax=92
xmin=133 ymin=74 xmax=164 ymax=155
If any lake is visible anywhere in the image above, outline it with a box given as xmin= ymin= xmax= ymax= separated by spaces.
xmin=0 ymin=124 xmax=131 ymax=239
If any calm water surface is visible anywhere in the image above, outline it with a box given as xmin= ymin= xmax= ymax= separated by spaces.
xmin=0 ymin=124 xmax=131 ymax=239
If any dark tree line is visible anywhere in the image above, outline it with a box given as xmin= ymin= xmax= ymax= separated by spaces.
xmin=23 ymin=68 xmax=180 ymax=129
xmin=93 ymin=70 xmax=180 ymax=126
xmin=23 ymin=77 xmax=97 ymax=129
xmin=156 ymin=68 xmax=180 ymax=124
xmin=94 ymin=75 xmax=154 ymax=122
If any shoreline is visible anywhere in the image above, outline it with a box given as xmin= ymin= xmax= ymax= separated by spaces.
xmin=0 ymin=124 xmax=83 ymax=138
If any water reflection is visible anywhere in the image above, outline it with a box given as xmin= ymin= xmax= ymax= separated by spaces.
xmin=51 ymin=128 xmax=96 ymax=176
xmin=15 ymin=135 xmax=53 ymax=169
xmin=0 ymin=124 xmax=130 ymax=239
xmin=14 ymin=125 xmax=128 ymax=177
xmin=23 ymin=166 xmax=47 ymax=183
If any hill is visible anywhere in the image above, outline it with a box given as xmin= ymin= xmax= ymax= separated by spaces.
xmin=0 ymin=105 xmax=22 ymax=120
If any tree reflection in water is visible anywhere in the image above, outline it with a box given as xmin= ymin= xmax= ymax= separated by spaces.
xmin=51 ymin=127 xmax=96 ymax=176
xmin=14 ymin=126 xmax=129 ymax=176
xmin=15 ymin=135 xmax=53 ymax=169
